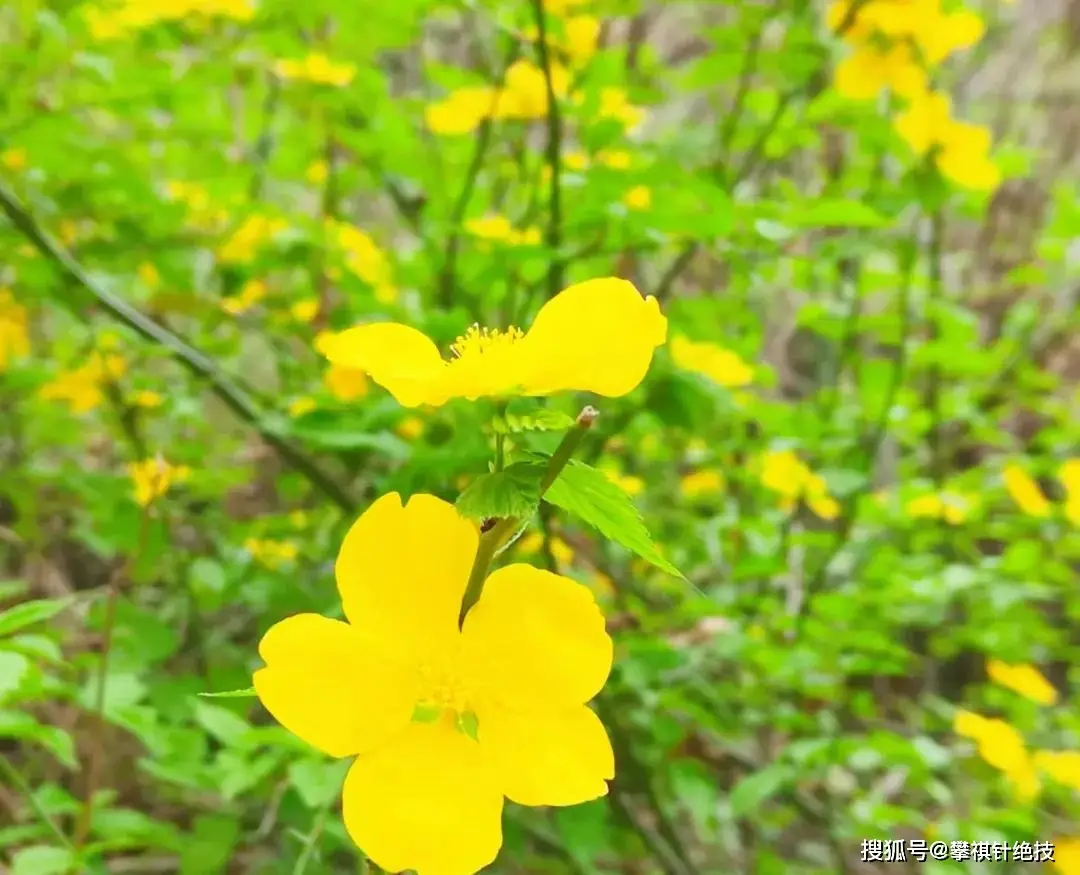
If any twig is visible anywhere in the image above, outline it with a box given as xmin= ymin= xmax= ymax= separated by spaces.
xmin=0 ymin=753 xmax=77 ymax=853
xmin=530 ymin=0 xmax=565 ymax=298
xmin=0 ymin=181 xmax=357 ymax=514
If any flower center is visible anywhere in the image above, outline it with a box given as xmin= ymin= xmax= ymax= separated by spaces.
xmin=449 ymin=323 xmax=524 ymax=364
xmin=413 ymin=657 xmax=480 ymax=739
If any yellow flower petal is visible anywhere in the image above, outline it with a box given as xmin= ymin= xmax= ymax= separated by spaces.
xmin=462 ymin=564 xmax=612 ymax=708
xmin=1002 ymin=464 xmax=1052 ymax=518
xmin=342 ymin=719 xmax=503 ymax=875
xmin=1033 ymin=750 xmax=1080 ymax=791
xmin=987 ymin=659 xmax=1058 ymax=706
xmin=320 ymin=322 xmax=446 ymax=408
xmin=253 ymin=613 xmax=418 ymax=758
xmin=477 ymin=703 xmax=613 ymax=806
xmin=520 ymin=277 xmax=667 ymax=398
xmin=335 ymin=493 xmax=478 ymax=658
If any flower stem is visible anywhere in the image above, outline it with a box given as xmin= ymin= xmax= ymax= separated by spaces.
xmin=458 ymin=405 xmax=598 ymax=626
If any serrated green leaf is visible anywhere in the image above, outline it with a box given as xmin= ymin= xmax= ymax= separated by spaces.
xmin=198 ymin=687 xmax=257 ymax=698
xmin=0 ymin=597 xmax=75 ymax=638
xmin=11 ymin=845 xmax=74 ymax=875
xmin=492 ymin=409 xmax=576 ymax=434
xmin=544 ymin=462 xmax=682 ymax=577
xmin=456 ymin=463 xmax=544 ymax=521
xmin=194 ymin=702 xmax=251 ymax=747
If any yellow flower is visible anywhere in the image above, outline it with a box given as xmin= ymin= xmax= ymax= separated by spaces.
xmin=325 ymin=365 xmax=369 ymax=401
xmin=564 ymin=15 xmax=601 ymax=65
xmin=915 ymin=8 xmax=986 ymax=64
xmin=1 ymin=147 xmax=28 ymax=172
xmin=464 ymin=215 xmax=540 ymax=246
xmin=894 ymin=91 xmax=1000 ymax=191
xmin=904 ymin=491 xmax=976 ymax=524
xmin=596 ymin=149 xmax=632 ymax=170
xmin=1002 ymin=464 xmax=1052 ymax=518
xmin=622 ymin=185 xmax=651 ymax=211
xmin=396 ymin=417 xmax=425 ymax=440
xmin=0 ymin=289 xmax=30 ymax=372
xmin=833 ymin=42 xmax=927 ymax=101
xmin=679 ymin=470 xmax=725 ymax=499
xmin=517 ymin=532 xmax=575 ymax=567
xmin=563 ymin=151 xmax=589 ymax=171
xmin=670 ymin=336 xmax=754 ymax=388
xmin=274 ymin=53 xmax=356 ymax=87
xmin=759 ymin=451 xmax=840 ymax=520
xmin=85 ymin=0 xmax=254 ymax=39
xmin=319 ymin=277 xmax=667 ymax=409
xmin=1059 ymin=460 xmax=1080 ymax=526
xmin=603 ymin=469 xmax=644 ymax=496
xmin=306 ymin=160 xmax=329 ymax=184
xmin=543 ymin=0 xmax=589 ymax=12
xmin=252 ymin=493 xmax=615 ymax=874
xmin=289 ymin=397 xmax=317 ymax=417
xmin=1056 ymin=840 xmax=1080 ymax=875
xmin=245 ymin=538 xmax=299 ymax=569
xmin=221 ymin=279 xmax=267 ymax=315
xmin=218 ymin=215 xmax=286 ymax=265
xmin=291 ymin=298 xmax=320 ymax=323
xmin=131 ymin=390 xmax=163 ymax=408
xmin=326 ymin=220 xmax=395 ymax=289
xmin=986 ymin=659 xmax=1058 ymax=706
xmin=1033 ymin=750 xmax=1080 ymax=792
xmin=128 ymin=458 xmax=189 ymax=507
xmin=597 ymin=88 xmax=645 ymax=129
xmin=496 ymin=59 xmax=571 ymax=121
xmin=39 ymin=353 xmax=126 ymax=414
xmin=425 ymin=87 xmax=500 ymax=136
xmin=137 ymin=261 xmax=160 ymax=289
xmin=954 ymin=710 xmax=1040 ymax=800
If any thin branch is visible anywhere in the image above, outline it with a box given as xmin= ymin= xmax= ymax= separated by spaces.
xmin=0 ymin=180 xmax=357 ymax=514
xmin=531 ymin=0 xmax=565 ymax=298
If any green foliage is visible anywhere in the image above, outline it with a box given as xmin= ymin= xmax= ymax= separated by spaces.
xmin=455 ymin=462 xmax=544 ymax=521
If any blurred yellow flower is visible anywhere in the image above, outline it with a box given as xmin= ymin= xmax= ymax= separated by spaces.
xmin=953 ymin=709 xmax=1040 ymax=800
xmin=137 ymin=262 xmax=161 ymax=289
xmin=604 ymin=468 xmax=644 ymax=496
xmin=326 ymin=220 xmax=395 ymax=290
xmin=564 ymin=15 xmax=601 ymax=65
xmin=131 ymin=390 xmax=164 ymax=408
xmin=218 ymin=215 xmax=286 ymax=265
xmin=670 ymin=336 xmax=754 ymax=388
xmin=680 ymin=469 xmax=725 ymax=499
xmin=0 ymin=289 xmax=30 ymax=372
xmin=275 ymin=53 xmax=356 ymax=87
xmin=289 ymin=397 xmax=317 ymax=417
xmin=597 ymin=88 xmax=645 ymax=129
xmin=833 ymin=42 xmax=927 ymax=100
xmin=915 ymin=7 xmax=986 ymax=64
xmin=315 ymin=331 xmax=370 ymax=402
xmin=289 ymin=510 xmax=310 ymax=529
xmin=221 ymin=279 xmax=267 ymax=315
xmin=39 ymin=353 xmax=126 ymax=414
xmin=517 ymin=532 xmax=575 ymax=567
xmin=306 ymin=160 xmax=329 ymax=184
xmin=496 ymin=59 xmax=571 ymax=121
xmin=1032 ymin=750 xmax=1080 ymax=792
xmin=1 ymin=147 xmax=28 ymax=172
xmin=596 ymin=149 xmax=632 ymax=170
xmin=1060 ymin=459 xmax=1080 ymax=526
xmin=465 ymin=215 xmax=541 ymax=247
xmin=1002 ymin=464 xmax=1052 ymax=519
xmin=894 ymin=91 xmax=1000 ymax=191
xmin=904 ymin=491 xmax=976 ymax=525
xmin=245 ymin=537 xmax=299 ymax=569
xmin=1056 ymin=840 xmax=1080 ymax=875
xmin=319 ymin=278 xmax=667 ymax=409
xmin=251 ymin=493 xmax=614 ymax=873
xmin=128 ymin=458 xmax=190 ymax=507
xmin=396 ymin=417 xmax=425 ymax=440
xmin=291 ymin=298 xmax=320 ymax=323
xmin=986 ymin=659 xmax=1058 ymax=706
xmin=85 ymin=0 xmax=254 ymax=40
xmin=623 ymin=186 xmax=652 ymax=211
xmin=426 ymin=87 xmax=500 ymax=136
xmin=759 ymin=450 xmax=839 ymax=520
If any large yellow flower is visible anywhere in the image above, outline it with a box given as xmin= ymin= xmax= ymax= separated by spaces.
xmin=319 ymin=278 xmax=667 ymax=408
xmin=253 ymin=493 xmax=615 ymax=875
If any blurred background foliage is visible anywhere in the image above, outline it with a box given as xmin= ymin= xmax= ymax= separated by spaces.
xmin=2 ymin=0 xmax=1080 ymax=873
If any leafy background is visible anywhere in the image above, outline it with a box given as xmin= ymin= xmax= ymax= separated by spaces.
xmin=2 ymin=0 xmax=1080 ymax=874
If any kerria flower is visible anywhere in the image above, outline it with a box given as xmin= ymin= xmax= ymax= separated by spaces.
xmin=318 ymin=278 xmax=667 ymax=409
xmin=986 ymin=659 xmax=1058 ymax=706
xmin=253 ymin=493 xmax=615 ymax=875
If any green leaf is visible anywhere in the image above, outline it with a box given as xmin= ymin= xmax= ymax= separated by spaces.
xmin=194 ymin=702 xmax=251 ymax=747
xmin=456 ymin=710 xmax=480 ymax=742
xmin=492 ymin=409 xmax=576 ymax=434
xmin=790 ymin=199 xmax=888 ymax=228
xmin=0 ymin=710 xmax=77 ymax=768
xmin=11 ymin=845 xmax=74 ymax=875
xmin=198 ymin=687 xmax=257 ymax=698
xmin=0 ymin=598 xmax=75 ymax=638
xmin=412 ymin=703 xmax=442 ymax=723
xmin=729 ymin=764 xmax=794 ymax=817
xmin=544 ymin=462 xmax=682 ymax=577
xmin=0 ymin=579 xmax=29 ymax=601
xmin=179 ymin=815 xmax=240 ymax=875
xmin=288 ymin=758 xmax=349 ymax=809
xmin=456 ymin=463 xmax=544 ymax=521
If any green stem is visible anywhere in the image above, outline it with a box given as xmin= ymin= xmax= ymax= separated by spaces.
xmin=458 ymin=405 xmax=598 ymax=625
xmin=0 ymin=754 xmax=76 ymax=854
